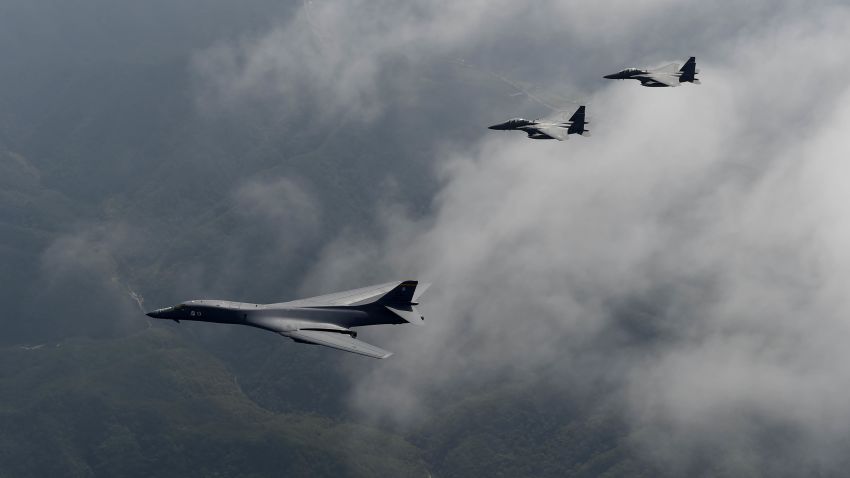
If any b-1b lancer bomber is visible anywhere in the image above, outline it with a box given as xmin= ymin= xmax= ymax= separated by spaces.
xmin=604 ymin=57 xmax=700 ymax=87
xmin=488 ymin=105 xmax=589 ymax=141
xmin=146 ymin=281 xmax=429 ymax=359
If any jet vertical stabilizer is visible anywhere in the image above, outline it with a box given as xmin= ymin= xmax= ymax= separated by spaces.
xmin=567 ymin=105 xmax=590 ymax=136
xmin=678 ymin=57 xmax=700 ymax=83
xmin=377 ymin=281 xmax=428 ymax=326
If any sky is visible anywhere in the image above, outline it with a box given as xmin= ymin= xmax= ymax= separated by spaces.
xmin=4 ymin=0 xmax=850 ymax=474
xmin=190 ymin=0 xmax=850 ymax=472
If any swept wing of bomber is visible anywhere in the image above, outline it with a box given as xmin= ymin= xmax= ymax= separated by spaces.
xmin=146 ymin=280 xmax=430 ymax=359
xmin=488 ymin=105 xmax=590 ymax=141
xmin=604 ymin=56 xmax=700 ymax=87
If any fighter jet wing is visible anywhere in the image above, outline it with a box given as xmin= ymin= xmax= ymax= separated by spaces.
xmin=533 ymin=125 xmax=569 ymax=141
xmin=646 ymin=62 xmax=680 ymax=86
xmin=282 ymin=329 xmax=393 ymax=359
xmin=643 ymin=73 xmax=680 ymax=87
xmin=538 ymin=110 xmax=572 ymax=124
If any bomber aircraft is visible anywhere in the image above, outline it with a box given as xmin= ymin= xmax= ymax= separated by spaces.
xmin=604 ymin=57 xmax=700 ymax=87
xmin=146 ymin=280 xmax=429 ymax=359
xmin=488 ymin=105 xmax=590 ymax=141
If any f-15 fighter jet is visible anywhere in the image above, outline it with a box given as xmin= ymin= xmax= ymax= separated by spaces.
xmin=146 ymin=281 xmax=429 ymax=359
xmin=604 ymin=57 xmax=700 ymax=87
xmin=488 ymin=105 xmax=590 ymax=141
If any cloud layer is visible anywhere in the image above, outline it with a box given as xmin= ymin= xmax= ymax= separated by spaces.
xmin=195 ymin=0 xmax=850 ymax=471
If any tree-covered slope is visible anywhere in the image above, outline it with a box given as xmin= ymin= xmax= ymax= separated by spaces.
xmin=0 ymin=328 xmax=426 ymax=478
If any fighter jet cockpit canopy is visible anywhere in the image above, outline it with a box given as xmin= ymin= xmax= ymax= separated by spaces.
xmin=488 ymin=118 xmax=534 ymax=130
xmin=503 ymin=118 xmax=534 ymax=128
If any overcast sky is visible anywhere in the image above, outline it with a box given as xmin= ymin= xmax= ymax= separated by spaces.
xmin=9 ymin=0 xmax=848 ymax=473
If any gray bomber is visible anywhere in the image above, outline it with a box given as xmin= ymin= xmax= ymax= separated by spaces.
xmin=604 ymin=56 xmax=700 ymax=87
xmin=488 ymin=105 xmax=590 ymax=141
xmin=146 ymin=281 xmax=429 ymax=359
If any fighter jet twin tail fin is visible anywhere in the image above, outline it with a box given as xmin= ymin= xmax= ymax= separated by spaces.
xmin=566 ymin=105 xmax=590 ymax=137
xmin=533 ymin=105 xmax=590 ymax=141
xmin=653 ymin=57 xmax=700 ymax=85
xmin=678 ymin=56 xmax=700 ymax=84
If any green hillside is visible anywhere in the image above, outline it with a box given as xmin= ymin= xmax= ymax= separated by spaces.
xmin=0 ymin=328 xmax=669 ymax=477
xmin=0 ymin=328 xmax=426 ymax=477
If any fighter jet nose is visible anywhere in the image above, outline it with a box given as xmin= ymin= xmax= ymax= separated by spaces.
xmin=145 ymin=311 xmax=156 ymax=318
xmin=603 ymin=74 xmax=616 ymax=79
xmin=487 ymin=125 xmax=497 ymax=130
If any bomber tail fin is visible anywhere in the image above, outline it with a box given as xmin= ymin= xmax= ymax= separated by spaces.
xmin=375 ymin=281 xmax=420 ymax=305
xmin=678 ymin=57 xmax=699 ymax=83
xmin=375 ymin=281 xmax=429 ymax=326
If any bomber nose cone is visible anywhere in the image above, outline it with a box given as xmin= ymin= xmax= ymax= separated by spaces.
xmin=146 ymin=308 xmax=168 ymax=318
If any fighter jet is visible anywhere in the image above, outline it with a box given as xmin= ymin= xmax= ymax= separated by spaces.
xmin=146 ymin=280 xmax=429 ymax=359
xmin=488 ymin=105 xmax=590 ymax=141
xmin=604 ymin=57 xmax=700 ymax=87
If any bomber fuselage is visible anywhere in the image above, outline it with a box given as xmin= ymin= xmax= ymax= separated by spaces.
xmin=146 ymin=300 xmax=405 ymax=335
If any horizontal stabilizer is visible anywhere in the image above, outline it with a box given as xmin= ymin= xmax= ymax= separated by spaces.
xmin=282 ymin=329 xmax=392 ymax=359
xmin=386 ymin=304 xmax=425 ymax=326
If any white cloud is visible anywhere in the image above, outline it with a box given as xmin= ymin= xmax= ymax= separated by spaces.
xmin=274 ymin=0 xmax=850 ymax=469
xmin=193 ymin=0 xmax=819 ymax=120
xmin=190 ymin=0 xmax=850 ymax=469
